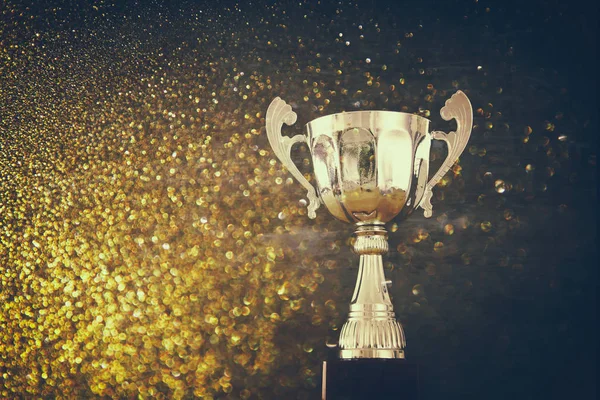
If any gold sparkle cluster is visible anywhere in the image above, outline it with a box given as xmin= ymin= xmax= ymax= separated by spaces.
xmin=0 ymin=4 xmax=341 ymax=397
xmin=0 ymin=87 xmax=346 ymax=398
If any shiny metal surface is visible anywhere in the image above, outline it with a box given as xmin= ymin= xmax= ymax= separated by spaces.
xmin=419 ymin=91 xmax=473 ymax=217
xmin=265 ymin=97 xmax=321 ymax=219
xmin=337 ymin=224 xmax=406 ymax=359
xmin=265 ymin=91 xmax=473 ymax=359
xmin=306 ymin=109 xmax=430 ymax=224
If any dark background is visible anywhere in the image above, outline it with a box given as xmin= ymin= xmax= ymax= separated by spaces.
xmin=1 ymin=0 xmax=596 ymax=399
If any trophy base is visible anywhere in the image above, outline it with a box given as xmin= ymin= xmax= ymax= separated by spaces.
xmin=339 ymin=348 xmax=405 ymax=359
xmin=321 ymin=359 xmax=419 ymax=400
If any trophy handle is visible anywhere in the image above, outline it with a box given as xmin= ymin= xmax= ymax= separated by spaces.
xmin=419 ymin=90 xmax=473 ymax=218
xmin=266 ymin=97 xmax=321 ymax=219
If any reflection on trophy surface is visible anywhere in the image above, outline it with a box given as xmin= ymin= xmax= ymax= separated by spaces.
xmin=266 ymin=91 xmax=473 ymax=359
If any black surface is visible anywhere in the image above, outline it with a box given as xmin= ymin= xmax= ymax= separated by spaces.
xmin=322 ymin=359 xmax=420 ymax=400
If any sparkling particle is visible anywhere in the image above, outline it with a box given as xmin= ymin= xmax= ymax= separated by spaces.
xmin=495 ymin=180 xmax=507 ymax=193
xmin=444 ymin=224 xmax=455 ymax=235
xmin=480 ymin=221 xmax=493 ymax=232
xmin=412 ymin=284 xmax=423 ymax=296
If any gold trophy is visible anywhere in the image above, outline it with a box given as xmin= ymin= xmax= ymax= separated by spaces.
xmin=266 ymin=91 xmax=472 ymax=396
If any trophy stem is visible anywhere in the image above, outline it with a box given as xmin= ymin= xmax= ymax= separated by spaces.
xmin=338 ymin=224 xmax=406 ymax=359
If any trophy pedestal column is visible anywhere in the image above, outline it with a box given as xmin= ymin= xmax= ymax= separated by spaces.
xmin=326 ymin=225 xmax=419 ymax=398
xmin=321 ymin=359 xmax=420 ymax=400
xmin=338 ymin=224 xmax=406 ymax=359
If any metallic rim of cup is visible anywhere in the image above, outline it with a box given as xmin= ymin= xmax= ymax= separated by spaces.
xmin=304 ymin=110 xmax=432 ymax=128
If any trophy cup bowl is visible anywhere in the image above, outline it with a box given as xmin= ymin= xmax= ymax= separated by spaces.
xmin=265 ymin=91 xmax=473 ymax=361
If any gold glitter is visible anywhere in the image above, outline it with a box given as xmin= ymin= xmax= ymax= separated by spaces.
xmin=412 ymin=284 xmax=423 ymax=296
xmin=444 ymin=224 xmax=455 ymax=235
xmin=480 ymin=221 xmax=493 ymax=232
xmin=495 ymin=179 xmax=507 ymax=193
